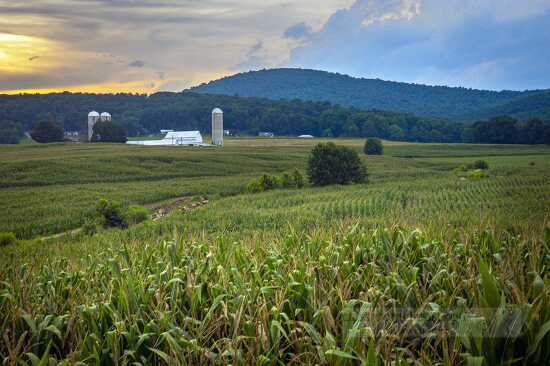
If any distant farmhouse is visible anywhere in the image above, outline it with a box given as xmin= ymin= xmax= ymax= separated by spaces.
xmin=259 ymin=132 xmax=274 ymax=138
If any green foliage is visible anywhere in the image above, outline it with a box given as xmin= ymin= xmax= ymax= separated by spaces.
xmin=0 ymin=120 xmax=23 ymax=144
xmin=0 ymin=91 xmax=465 ymax=142
xmin=292 ymin=168 xmax=304 ymax=188
xmin=467 ymin=116 xmax=550 ymax=144
xmin=96 ymin=198 xmax=128 ymax=229
xmin=125 ymin=205 xmax=150 ymax=225
xmin=258 ymin=173 xmax=280 ymax=191
xmin=30 ymin=120 xmax=64 ymax=143
xmin=0 ymin=232 xmax=18 ymax=246
xmin=473 ymin=160 xmax=489 ymax=170
xmin=308 ymin=142 xmax=367 ymax=186
xmin=1 ymin=140 xmax=550 ymax=364
xmin=91 ymin=121 xmax=127 ymax=143
xmin=468 ymin=169 xmax=489 ymax=179
xmin=248 ymin=169 xmax=305 ymax=193
xmin=363 ymin=137 xmax=383 ymax=155
xmin=81 ymin=220 xmax=98 ymax=236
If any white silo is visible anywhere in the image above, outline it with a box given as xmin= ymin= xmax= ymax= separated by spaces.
xmin=88 ymin=111 xmax=100 ymax=141
xmin=211 ymin=108 xmax=223 ymax=147
xmin=100 ymin=112 xmax=112 ymax=122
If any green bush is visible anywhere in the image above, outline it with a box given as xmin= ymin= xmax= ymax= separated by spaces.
xmin=292 ymin=169 xmax=304 ymax=188
xmin=469 ymin=169 xmax=489 ymax=179
xmin=0 ymin=232 xmax=18 ymax=247
xmin=308 ymin=142 xmax=367 ymax=186
xmin=96 ymin=199 xmax=128 ymax=228
xmin=363 ymin=137 xmax=383 ymax=155
xmin=81 ymin=220 xmax=98 ymax=236
xmin=259 ymin=174 xmax=279 ymax=191
xmin=473 ymin=160 xmax=489 ymax=170
xmin=247 ymin=179 xmax=263 ymax=193
xmin=280 ymin=172 xmax=294 ymax=188
xmin=125 ymin=205 xmax=150 ymax=225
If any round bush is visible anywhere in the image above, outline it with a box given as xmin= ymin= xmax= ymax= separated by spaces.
xmin=30 ymin=120 xmax=64 ymax=143
xmin=363 ymin=138 xmax=383 ymax=155
xmin=307 ymin=142 xmax=367 ymax=186
xmin=125 ymin=205 xmax=150 ymax=225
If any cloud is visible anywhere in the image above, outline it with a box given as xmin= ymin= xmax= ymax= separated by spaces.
xmin=1 ymin=0 xmax=549 ymax=92
xmin=284 ymin=0 xmax=550 ymax=90
xmin=129 ymin=60 xmax=145 ymax=68
xmin=283 ymin=22 xmax=312 ymax=40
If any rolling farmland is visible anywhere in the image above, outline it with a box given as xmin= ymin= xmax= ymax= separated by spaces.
xmin=1 ymin=139 xmax=549 ymax=364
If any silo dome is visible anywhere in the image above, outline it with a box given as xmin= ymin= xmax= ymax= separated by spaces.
xmin=88 ymin=111 xmax=100 ymax=117
xmin=212 ymin=108 xmax=223 ymax=114
xmin=100 ymin=112 xmax=111 ymax=118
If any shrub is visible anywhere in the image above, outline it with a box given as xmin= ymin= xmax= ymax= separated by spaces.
xmin=280 ymin=172 xmax=294 ymax=188
xmin=247 ymin=179 xmax=263 ymax=193
xmin=292 ymin=169 xmax=304 ymax=188
xmin=81 ymin=220 xmax=98 ymax=236
xmin=258 ymin=174 xmax=279 ymax=191
xmin=473 ymin=160 xmax=489 ymax=170
xmin=469 ymin=169 xmax=488 ymax=179
xmin=308 ymin=142 xmax=367 ymax=186
xmin=363 ymin=137 xmax=383 ymax=155
xmin=30 ymin=120 xmax=64 ymax=143
xmin=96 ymin=198 xmax=128 ymax=228
xmin=125 ymin=205 xmax=150 ymax=225
xmin=0 ymin=232 xmax=18 ymax=247
xmin=454 ymin=164 xmax=468 ymax=172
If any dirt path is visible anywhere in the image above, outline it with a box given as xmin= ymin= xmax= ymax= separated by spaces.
xmin=146 ymin=196 xmax=209 ymax=221
xmin=38 ymin=196 xmax=209 ymax=241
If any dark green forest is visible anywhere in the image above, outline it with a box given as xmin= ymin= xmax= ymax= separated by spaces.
xmin=0 ymin=91 xmax=462 ymax=142
xmin=1 ymin=90 xmax=549 ymax=144
xmin=191 ymin=68 xmax=550 ymax=121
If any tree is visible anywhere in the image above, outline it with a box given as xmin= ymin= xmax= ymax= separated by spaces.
xmin=363 ymin=137 xmax=383 ymax=155
xmin=91 ymin=121 xmax=127 ymax=143
xmin=0 ymin=120 xmax=23 ymax=144
xmin=30 ymin=120 xmax=64 ymax=143
xmin=307 ymin=142 xmax=367 ymax=186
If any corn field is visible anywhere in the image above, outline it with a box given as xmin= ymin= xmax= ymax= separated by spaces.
xmin=1 ymin=140 xmax=550 ymax=364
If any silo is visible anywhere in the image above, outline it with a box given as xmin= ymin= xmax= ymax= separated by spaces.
xmin=100 ymin=112 xmax=112 ymax=122
xmin=88 ymin=111 xmax=100 ymax=141
xmin=211 ymin=108 xmax=223 ymax=147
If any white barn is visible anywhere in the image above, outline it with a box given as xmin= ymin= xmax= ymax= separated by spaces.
xmin=127 ymin=131 xmax=204 ymax=146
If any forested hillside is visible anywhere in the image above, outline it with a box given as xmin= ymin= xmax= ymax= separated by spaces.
xmin=0 ymin=91 xmax=462 ymax=142
xmin=191 ymin=68 xmax=550 ymax=121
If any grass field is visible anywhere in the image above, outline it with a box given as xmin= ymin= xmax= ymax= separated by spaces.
xmin=1 ymin=139 xmax=549 ymax=364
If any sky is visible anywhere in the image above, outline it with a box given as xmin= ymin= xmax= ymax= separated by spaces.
xmin=0 ymin=0 xmax=549 ymax=94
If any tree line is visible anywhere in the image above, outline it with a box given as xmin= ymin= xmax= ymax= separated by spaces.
xmin=0 ymin=91 xmax=549 ymax=144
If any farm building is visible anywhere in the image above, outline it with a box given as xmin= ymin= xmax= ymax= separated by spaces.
xmin=259 ymin=132 xmax=274 ymax=138
xmin=127 ymin=131 xmax=204 ymax=146
xmin=298 ymin=134 xmax=314 ymax=138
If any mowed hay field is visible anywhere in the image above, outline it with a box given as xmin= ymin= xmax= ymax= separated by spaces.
xmin=1 ymin=139 xmax=550 ymax=365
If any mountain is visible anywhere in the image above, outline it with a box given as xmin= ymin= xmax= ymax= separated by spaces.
xmin=190 ymin=68 xmax=550 ymax=121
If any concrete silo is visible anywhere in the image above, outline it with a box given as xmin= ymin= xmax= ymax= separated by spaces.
xmin=211 ymin=108 xmax=223 ymax=147
xmin=87 ymin=111 xmax=100 ymax=141
xmin=100 ymin=112 xmax=112 ymax=122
